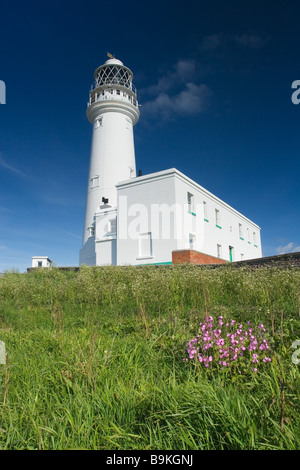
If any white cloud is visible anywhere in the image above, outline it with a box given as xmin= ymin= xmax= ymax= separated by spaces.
xmin=140 ymin=59 xmax=212 ymax=122
xmin=141 ymin=82 xmax=212 ymax=121
xmin=275 ymin=242 xmax=300 ymax=255
xmin=200 ymin=34 xmax=224 ymax=51
xmin=143 ymin=59 xmax=197 ymax=96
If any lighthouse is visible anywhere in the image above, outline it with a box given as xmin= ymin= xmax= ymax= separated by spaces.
xmin=80 ymin=55 xmax=140 ymax=265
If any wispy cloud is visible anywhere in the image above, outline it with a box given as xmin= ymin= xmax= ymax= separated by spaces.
xmin=200 ymin=32 xmax=269 ymax=51
xmin=200 ymin=33 xmax=224 ymax=51
xmin=58 ymin=229 xmax=81 ymax=240
xmin=140 ymin=59 xmax=212 ymax=122
xmin=233 ymin=34 xmax=269 ymax=49
xmin=144 ymin=59 xmax=197 ymax=96
xmin=0 ymin=153 xmax=28 ymax=178
xmin=275 ymin=242 xmax=300 ymax=255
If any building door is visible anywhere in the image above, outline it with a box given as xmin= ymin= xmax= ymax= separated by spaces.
xmin=229 ymin=246 xmax=234 ymax=262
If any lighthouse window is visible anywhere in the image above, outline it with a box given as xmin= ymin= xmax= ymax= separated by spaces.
xmin=116 ymin=90 xmax=121 ymax=95
xmin=88 ymin=226 xmax=95 ymax=237
xmin=91 ymin=176 xmax=100 ymax=188
xmin=95 ymin=118 xmax=103 ymax=128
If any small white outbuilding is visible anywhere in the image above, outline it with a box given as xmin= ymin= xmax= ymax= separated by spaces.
xmin=32 ymin=256 xmax=52 ymax=268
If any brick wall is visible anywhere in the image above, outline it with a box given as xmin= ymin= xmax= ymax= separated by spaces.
xmin=172 ymin=249 xmax=228 ymax=265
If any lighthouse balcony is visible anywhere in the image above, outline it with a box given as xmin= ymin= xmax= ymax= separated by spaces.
xmin=88 ymin=88 xmax=138 ymax=108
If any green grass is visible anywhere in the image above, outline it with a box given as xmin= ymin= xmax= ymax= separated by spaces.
xmin=0 ymin=265 xmax=299 ymax=449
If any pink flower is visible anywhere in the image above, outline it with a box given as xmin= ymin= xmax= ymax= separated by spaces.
xmin=263 ymin=357 xmax=271 ymax=362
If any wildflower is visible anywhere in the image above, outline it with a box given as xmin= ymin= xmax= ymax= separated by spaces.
xmin=184 ymin=315 xmax=272 ymax=374
xmin=252 ymin=353 xmax=259 ymax=364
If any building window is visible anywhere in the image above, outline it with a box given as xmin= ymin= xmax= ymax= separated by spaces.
xmin=116 ymin=90 xmax=121 ymax=95
xmin=95 ymin=117 xmax=103 ymax=128
xmin=239 ymin=223 xmax=243 ymax=239
xmin=215 ymin=209 xmax=221 ymax=227
xmin=241 ymin=253 xmax=245 ymax=260
xmin=203 ymin=201 xmax=208 ymax=220
xmin=90 ymin=176 xmax=100 ymax=188
xmin=247 ymin=228 xmax=250 ymax=243
xmin=217 ymin=244 xmax=222 ymax=258
xmin=139 ymin=232 xmax=152 ymax=258
xmin=108 ymin=218 xmax=117 ymax=233
xmin=37 ymin=261 xmax=42 ymax=268
xmin=187 ymin=192 xmax=194 ymax=213
xmin=189 ymin=233 xmax=195 ymax=250
xmin=253 ymin=232 xmax=257 ymax=244
xmin=88 ymin=225 xmax=95 ymax=237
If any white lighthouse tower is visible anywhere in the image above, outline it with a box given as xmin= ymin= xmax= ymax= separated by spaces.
xmin=80 ymin=55 xmax=140 ymax=265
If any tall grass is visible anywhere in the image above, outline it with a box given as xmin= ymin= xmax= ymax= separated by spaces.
xmin=0 ymin=265 xmax=299 ymax=449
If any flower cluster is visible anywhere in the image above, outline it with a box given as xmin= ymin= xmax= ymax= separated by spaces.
xmin=184 ymin=315 xmax=272 ymax=372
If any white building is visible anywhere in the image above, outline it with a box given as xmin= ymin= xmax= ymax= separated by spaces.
xmin=32 ymin=256 xmax=52 ymax=268
xmin=80 ymin=56 xmax=262 ymax=266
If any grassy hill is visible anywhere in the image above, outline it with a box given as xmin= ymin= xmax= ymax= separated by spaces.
xmin=0 ymin=265 xmax=299 ymax=449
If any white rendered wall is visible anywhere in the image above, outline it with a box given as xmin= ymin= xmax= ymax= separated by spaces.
xmin=82 ymin=111 xmax=136 ymax=246
xmin=117 ymin=173 xmax=178 ymax=265
xmin=116 ymin=168 xmax=262 ymax=265
xmin=95 ymin=206 xmax=117 ymax=265
xmin=173 ymin=172 xmax=262 ymax=261
xmin=32 ymin=257 xmax=52 ymax=268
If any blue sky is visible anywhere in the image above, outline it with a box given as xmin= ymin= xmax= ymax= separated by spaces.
xmin=0 ymin=0 xmax=299 ymax=272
